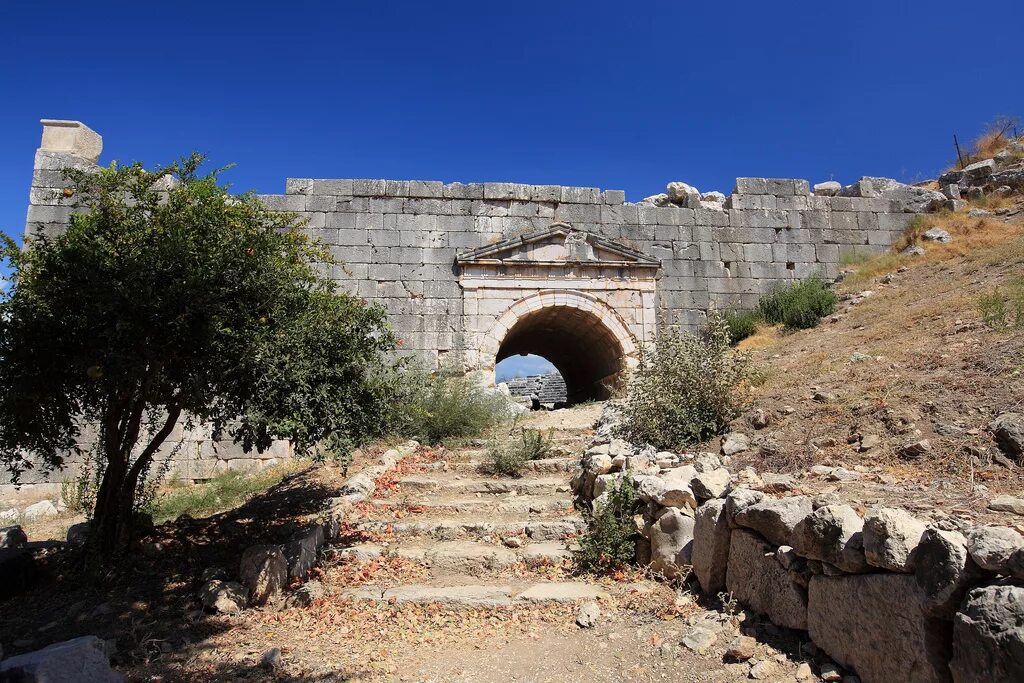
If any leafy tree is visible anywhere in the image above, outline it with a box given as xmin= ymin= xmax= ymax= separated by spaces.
xmin=0 ymin=155 xmax=395 ymax=559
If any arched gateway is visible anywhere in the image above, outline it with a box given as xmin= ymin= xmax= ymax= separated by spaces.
xmin=457 ymin=224 xmax=659 ymax=403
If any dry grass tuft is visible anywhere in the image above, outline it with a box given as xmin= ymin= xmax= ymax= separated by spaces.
xmin=947 ymin=116 xmax=1021 ymax=170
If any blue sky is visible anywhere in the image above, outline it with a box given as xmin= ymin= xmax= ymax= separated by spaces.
xmin=2 ymin=0 xmax=1022 ymax=379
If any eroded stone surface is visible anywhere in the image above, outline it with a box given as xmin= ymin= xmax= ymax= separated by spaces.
xmin=726 ymin=529 xmax=807 ymax=630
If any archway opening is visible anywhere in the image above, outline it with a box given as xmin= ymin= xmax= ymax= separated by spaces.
xmin=495 ymin=305 xmax=626 ymax=405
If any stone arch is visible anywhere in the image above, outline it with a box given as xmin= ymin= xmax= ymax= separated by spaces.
xmin=482 ymin=290 xmax=638 ymax=404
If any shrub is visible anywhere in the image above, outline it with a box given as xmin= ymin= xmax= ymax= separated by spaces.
xmin=722 ymin=308 xmax=760 ymax=345
xmin=617 ymin=313 xmax=751 ymax=451
xmin=573 ymin=472 xmax=638 ymax=573
xmin=978 ymin=281 xmax=1024 ymax=330
xmin=486 ymin=427 xmax=553 ymax=476
xmin=756 ymin=276 xmax=837 ymax=330
xmin=387 ymin=363 xmax=507 ymax=445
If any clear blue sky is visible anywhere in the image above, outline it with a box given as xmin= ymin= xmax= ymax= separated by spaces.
xmin=1 ymin=0 xmax=1021 ymax=379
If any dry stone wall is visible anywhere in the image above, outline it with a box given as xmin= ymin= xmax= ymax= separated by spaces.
xmin=574 ymin=405 xmax=1024 ymax=683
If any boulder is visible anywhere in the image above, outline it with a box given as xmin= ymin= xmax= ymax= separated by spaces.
xmin=0 ymin=635 xmax=122 ymax=682
xmin=239 ymin=544 xmax=288 ymax=607
xmin=638 ymin=467 xmax=698 ymax=509
xmin=724 ymin=487 xmax=765 ymax=526
xmin=721 ymin=432 xmax=750 ymax=455
xmin=990 ymin=413 xmax=1024 ymax=460
xmin=923 ymin=228 xmax=952 ymax=243
xmin=726 ymin=529 xmax=807 ymax=630
xmin=66 ymin=522 xmax=90 ymax=547
xmin=915 ymin=528 xmax=979 ymax=618
xmin=734 ymin=496 xmax=813 ymax=547
xmin=692 ymin=499 xmax=731 ymax=594
xmin=863 ymin=507 xmax=927 ymax=572
xmin=701 ymin=190 xmax=726 ymax=203
xmin=897 ymin=439 xmax=932 ymax=459
xmin=650 ymin=507 xmax=696 ymax=579
xmin=576 ymin=601 xmax=600 ymax=628
xmin=199 ymin=580 xmax=247 ymax=614
xmin=22 ymin=500 xmax=58 ymax=521
xmin=1 ymin=525 xmax=28 ymax=549
xmin=285 ymin=524 xmax=324 ymax=579
xmin=950 ymin=583 xmax=1024 ymax=683
xmin=966 ymin=526 xmax=1024 ymax=576
xmin=690 ymin=468 xmax=731 ymax=501
xmin=989 ymin=495 xmax=1024 ymax=516
xmin=792 ymin=504 xmax=870 ymax=573
xmin=666 ymin=181 xmax=701 ymax=207
xmin=813 ymin=181 xmax=841 ymax=196
xmin=808 ymin=574 xmax=952 ymax=683
xmin=584 ymin=452 xmax=613 ymax=475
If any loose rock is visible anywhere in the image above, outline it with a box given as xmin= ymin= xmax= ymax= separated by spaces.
xmin=966 ymin=526 xmax=1024 ymax=576
xmin=863 ymin=507 xmax=926 ymax=572
xmin=791 ymin=504 xmax=869 ymax=573
xmin=990 ymin=413 xmax=1024 ymax=460
xmin=576 ymin=601 xmax=600 ymax=628
xmin=240 ymin=544 xmax=288 ymax=607
xmin=734 ymin=496 xmax=813 ymax=547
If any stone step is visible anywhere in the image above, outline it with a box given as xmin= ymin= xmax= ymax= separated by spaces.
xmin=338 ymin=539 xmax=572 ymax=570
xmin=419 ymin=456 xmax=577 ymax=474
xmin=368 ymin=494 xmax=573 ymax=514
xmin=340 ymin=581 xmax=607 ymax=607
xmin=396 ymin=475 xmax=569 ymax=496
xmin=353 ymin=515 xmax=585 ymax=541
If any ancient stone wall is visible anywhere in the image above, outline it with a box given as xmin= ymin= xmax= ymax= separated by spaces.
xmin=13 ymin=119 xmax=933 ymax=489
xmin=503 ymin=373 xmax=568 ymax=406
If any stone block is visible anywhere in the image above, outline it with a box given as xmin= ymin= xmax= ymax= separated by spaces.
xmin=808 ymin=574 xmax=952 ymax=683
xmin=443 ymin=182 xmax=484 ymax=199
xmin=726 ymin=529 xmax=808 ymax=630
xmin=734 ymin=496 xmax=813 ymax=547
xmin=352 ymin=179 xmax=386 ymax=196
xmin=693 ymin=499 xmax=731 ymax=594
xmin=39 ymin=119 xmax=103 ymax=162
xmin=0 ymin=635 xmax=120 ymax=682
xmin=285 ymin=177 xmax=313 ymax=194
xmin=529 ymin=185 xmax=560 ymax=202
xmin=742 ymin=243 xmax=773 ymax=262
xmin=408 ymin=180 xmax=444 ymax=198
xmin=602 ymin=189 xmax=626 ymax=205
xmin=734 ymin=178 xmax=768 ymax=195
xmin=26 ymin=204 xmax=72 ymax=225
xmin=560 ymin=186 xmax=600 ymax=204
xmin=950 ymin=583 xmax=1024 ymax=683
xmin=650 ymin=507 xmax=696 ymax=579
xmin=258 ymin=194 xmax=305 ymax=212
xmin=310 ymin=179 xmax=353 ymax=196
xmin=765 ymin=178 xmax=800 ymax=196
xmin=385 ymin=180 xmax=410 ymax=197
xmin=729 ymin=194 xmax=777 ymax=210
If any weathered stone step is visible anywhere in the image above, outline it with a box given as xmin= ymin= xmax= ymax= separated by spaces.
xmin=340 ymin=581 xmax=607 ymax=607
xmin=353 ymin=515 xmax=585 ymax=541
xmin=368 ymin=494 xmax=572 ymax=514
xmin=396 ymin=475 xmax=569 ymax=496
xmin=418 ymin=456 xmax=577 ymax=474
xmin=338 ymin=539 xmax=572 ymax=570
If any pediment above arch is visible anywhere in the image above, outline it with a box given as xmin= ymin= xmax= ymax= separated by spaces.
xmin=455 ymin=224 xmax=660 ymax=269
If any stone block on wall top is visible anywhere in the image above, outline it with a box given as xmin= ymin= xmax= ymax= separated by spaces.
xmin=38 ymin=119 xmax=103 ymax=163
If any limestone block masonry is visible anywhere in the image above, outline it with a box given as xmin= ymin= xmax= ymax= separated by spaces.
xmin=14 ymin=119 xmax=926 ymax=486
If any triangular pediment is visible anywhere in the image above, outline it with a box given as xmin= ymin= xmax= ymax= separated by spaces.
xmin=456 ymin=224 xmax=659 ymax=267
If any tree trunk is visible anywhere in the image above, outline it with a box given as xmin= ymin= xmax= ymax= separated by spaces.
xmin=89 ymin=400 xmax=182 ymax=562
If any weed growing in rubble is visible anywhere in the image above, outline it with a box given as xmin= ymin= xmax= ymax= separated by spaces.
xmin=978 ymin=281 xmax=1024 ymax=330
xmin=486 ymin=427 xmax=553 ymax=476
xmin=573 ymin=471 xmax=638 ymax=573
xmin=757 ymin=276 xmax=837 ymax=330
xmin=618 ymin=313 xmax=751 ymax=451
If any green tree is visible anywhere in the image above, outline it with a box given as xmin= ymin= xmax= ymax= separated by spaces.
xmin=0 ymin=155 xmax=395 ymax=559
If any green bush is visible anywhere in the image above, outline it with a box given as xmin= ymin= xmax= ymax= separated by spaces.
xmin=756 ymin=276 xmax=837 ymax=330
xmin=978 ymin=281 xmax=1024 ymax=330
xmin=573 ymin=472 xmax=638 ymax=573
xmin=617 ymin=313 xmax=751 ymax=451
xmin=387 ymin=363 xmax=507 ymax=445
xmin=722 ymin=308 xmax=761 ymax=345
xmin=486 ymin=427 xmax=553 ymax=476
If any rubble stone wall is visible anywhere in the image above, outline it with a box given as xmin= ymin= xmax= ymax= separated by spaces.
xmin=575 ymin=405 xmax=1024 ymax=683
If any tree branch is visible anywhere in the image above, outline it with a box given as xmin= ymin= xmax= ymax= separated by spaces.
xmin=126 ymin=402 xmax=182 ymax=485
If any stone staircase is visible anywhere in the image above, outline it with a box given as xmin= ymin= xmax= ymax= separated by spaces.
xmin=335 ymin=412 xmax=610 ymax=607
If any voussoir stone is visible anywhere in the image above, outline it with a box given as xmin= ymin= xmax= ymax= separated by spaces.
xmin=863 ymin=507 xmax=927 ymax=572
xmin=692 ymin=498 xmax=731 ymax=594
xmin=734 ymin=495 xmax=813 ymax=547
xmin=808 ymin=573 xmax=952 ymax=683
xmin=240 ymin=544 xmax=288 ymax=607
xmin=950 ymin=583 xmax=1024 ymax=683
xmin=966 ymin=526 xmax=1024 ymax=576
xmin=650 ymin=507 xmax=696 ymax=579
xmin=726 ymin=529 xmax=807 ymax=630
